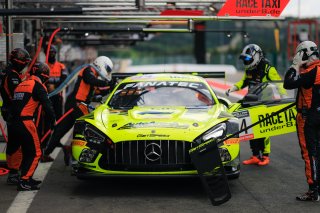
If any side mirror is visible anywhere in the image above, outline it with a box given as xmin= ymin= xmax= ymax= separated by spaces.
xmin=243 ymin=94 xmax=259 ymax=102
xmin=218 ymin=97 xmax=231 ymax=108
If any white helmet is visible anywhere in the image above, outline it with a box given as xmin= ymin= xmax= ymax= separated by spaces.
xmin=239 ymin=44 xmax=263 ymax=70
xmin=93 ymin=56 xmax=113 ymax=81
xmin=295 ymin=40 xmax=319 ymax=65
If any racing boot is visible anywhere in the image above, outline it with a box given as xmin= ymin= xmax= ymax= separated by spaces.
xmin=242 ymin=156 xmax=261 ymax=165
xmin=62 ymin=145 xmax=71 ymax=166
xmin=40 ymin=154 xmax=54 ymax=163
xmin=258 ymin=156 xmax=270 ymax=166
xmin=296 ymin=190 xmax=320 ymax=201
xmin=7 ymin=172 xmax=20 ymax=185
xmin=17 ymin=179 xmax=40 ymax=191
xmin=29 ymin=177 xmax=42 ymax=185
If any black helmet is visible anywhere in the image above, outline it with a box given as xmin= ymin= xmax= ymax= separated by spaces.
xmin=49 ymin=45 xmax=57 ymax=55
xmin=30 ymin=62 xmax=50 ymax=83
xmin=9 ymin=48 xmax=31 ymax=73
xmin=48 ymin=45 xmax=57 ymax=63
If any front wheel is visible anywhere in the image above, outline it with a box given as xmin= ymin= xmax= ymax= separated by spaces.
xmin=227 ymin=172 xmax=240 ymax=180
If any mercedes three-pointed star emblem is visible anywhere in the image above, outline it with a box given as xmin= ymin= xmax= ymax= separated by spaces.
xmin=144 ymin=143 xmax=162 ymax=161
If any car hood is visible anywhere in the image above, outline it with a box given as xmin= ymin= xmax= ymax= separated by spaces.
xmin=86 ymin=105 xmax=230 ymax=142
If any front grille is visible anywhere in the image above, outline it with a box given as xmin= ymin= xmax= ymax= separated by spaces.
xmin=99 ymin=140 xmax=196 ymax=172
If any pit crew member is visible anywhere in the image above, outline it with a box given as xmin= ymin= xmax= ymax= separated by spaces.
xmin=42 ymin=56 xmax=114 ymax=165
xmin=226 ymin=44 xmax=282 ymax=166
xmin=0 ymin=48 xmax=31 ymax=185
xmin=283 ymin=40 xmax=320 ymax=201
xmin=11 ymin=62 xmax=55 ymax=191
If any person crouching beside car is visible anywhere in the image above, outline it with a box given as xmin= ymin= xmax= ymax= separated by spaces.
xmin=41 ymin=56 xmax=115 ymax=165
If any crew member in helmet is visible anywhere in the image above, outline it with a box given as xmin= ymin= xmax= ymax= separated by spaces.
xmin=46 ymin=45 xmax=68 ymax=119
xmin=284 ymin=41 xmax=320 ymax=201
xmin=0 ymin=48 xmax=31 ymax=185
xmin=41 ymin=56 xmax=114 ymax=165
xmin=226 ymin=44 xmax=282 ymax=166
xmin=0 ymin=48 xmax=31 ymax=122
xmin=10 ymin=62 xmax=55 ymax=191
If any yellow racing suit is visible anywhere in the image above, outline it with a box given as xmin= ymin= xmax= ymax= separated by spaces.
xmin=234 ymin=59 xmax=282 ymax=156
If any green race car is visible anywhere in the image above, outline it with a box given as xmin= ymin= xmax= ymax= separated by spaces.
xmin=71 ymin=73 xmax=241 ymax=179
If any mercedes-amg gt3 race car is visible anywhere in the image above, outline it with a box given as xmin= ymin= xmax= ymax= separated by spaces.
xmin=71 ymin=73 xmax=241 ymax=179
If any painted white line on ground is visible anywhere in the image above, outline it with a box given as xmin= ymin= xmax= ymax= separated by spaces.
xmin=6 ymin=148 xmax=60 ymax=213
xmin=7 ymin=130 xmax=72 ymax=213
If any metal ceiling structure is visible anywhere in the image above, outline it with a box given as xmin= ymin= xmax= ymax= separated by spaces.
xmin=0 ymin=0 xmax=285 ymax=62
xmin=1 ymin=0 xmax=226 ymax=15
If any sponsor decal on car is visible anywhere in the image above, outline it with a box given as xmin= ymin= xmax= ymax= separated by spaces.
xmin=72 ymin=139 xmax=87 ymax=147
xmin=117 ymin=121 xmax=189 ymax=130
xmin=137 ymin=133 xmax=170 ymax=138
xmin=224 ymin=138 xmax=240 ymax=145
xmin=124 ymin=81 xmax=204 ymax=89
xmin=234 ymin=103 xmax=297 ymax=141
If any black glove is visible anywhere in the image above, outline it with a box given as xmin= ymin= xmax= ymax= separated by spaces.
xmin=1 ymin=107 xmax=10 ymax=122
xmin=92 ymin=95 xmax=103 ymax=102
xmin=49 ymin=116 xmax=56 ymax=129
xmin=108 ymin=78 xmax=117 ymax=89
xmin=285 ymin=68 xmax=297 ymax=80
xmin=225 ymin=86 xmax=238 ymax=96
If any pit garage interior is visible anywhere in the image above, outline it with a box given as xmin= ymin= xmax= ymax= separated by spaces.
xmin=1 ymin=0 xmax=287 ymax=69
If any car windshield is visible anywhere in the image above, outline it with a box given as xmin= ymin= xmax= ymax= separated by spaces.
xmin=108 ymin=81 xmax=215 ymax=109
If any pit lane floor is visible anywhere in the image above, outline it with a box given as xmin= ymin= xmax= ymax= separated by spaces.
xmin=1 ymin=72 xmax=320 ymax=212
xmin=1 ymin=133 xmax=320 ymax=213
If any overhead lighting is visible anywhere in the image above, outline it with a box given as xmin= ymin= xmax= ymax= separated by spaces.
xmin=166 ymin=2 xmax=176 ymax=7
xmin=242 ymin=32 xmax=249 ymax=38
xmin=226 ymin=32 xmax=232 ymax=38
xmin=209 ymin=3 xmax=218 ymax=12
xmin=84 ymin=32 xmax=89 ymax=37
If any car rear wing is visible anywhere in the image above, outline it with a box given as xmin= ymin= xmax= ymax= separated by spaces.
xmin=112 ymin=71 xmax=225 ymax=80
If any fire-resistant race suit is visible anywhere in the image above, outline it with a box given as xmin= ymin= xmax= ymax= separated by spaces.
xmin=0 ymin=48 xmax=31 ymax=184
xmin=234 ymin=58 xmax=282 ymax=164
xmin=47 ymin=49 xmax=68 ymax=119
xmin=0 ymin=67 xmax=23 ymax=173
xmin=38 ymin=57 xmax=68 ymax=148
xmin=43 ymin=65 xmax=112 ymax=164
xmin=284 ymin=60 xmax=320 ymax=198
xmin=11 ymin=70 xmax=55 ymax=190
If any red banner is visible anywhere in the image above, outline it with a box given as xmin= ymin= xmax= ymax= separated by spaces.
xmin=217 ymin=0 xmax=290 ymax=17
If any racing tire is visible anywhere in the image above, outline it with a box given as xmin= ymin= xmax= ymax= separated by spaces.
xmin=227 ymin=172 xmax=240 ymax=180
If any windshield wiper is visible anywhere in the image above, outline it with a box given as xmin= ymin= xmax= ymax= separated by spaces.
xmin=186 ymin=106 xmax=211 ymax=109
xmin=111 ymin=106 xmax=134 ymax=110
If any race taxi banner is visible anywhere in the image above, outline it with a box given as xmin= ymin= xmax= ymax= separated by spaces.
xmin=217 ymin=0 xmax=290 ymax=17
xmin=233 ymin=103 xmax=297 ymax=141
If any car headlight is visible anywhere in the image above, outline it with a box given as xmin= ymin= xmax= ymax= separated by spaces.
xmin=202 ymin=123 xmax=226 ymax=142
xmin=79 ymin=148 xmax=98 ymax=163
xmin=84 ymin=125 xmax=105 ymax=145
xmin=219 ymin=147 xmax=231 ymax=162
